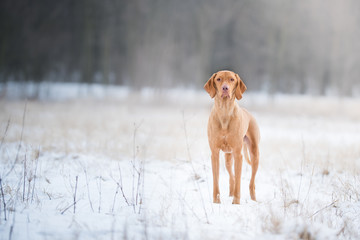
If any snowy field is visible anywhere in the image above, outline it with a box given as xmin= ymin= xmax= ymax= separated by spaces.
xmin=0 ymin=85 xmax=360 ymax=239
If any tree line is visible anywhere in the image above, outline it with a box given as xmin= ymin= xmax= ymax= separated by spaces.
xmin=1 ymin=0 xmax=359 ymax=96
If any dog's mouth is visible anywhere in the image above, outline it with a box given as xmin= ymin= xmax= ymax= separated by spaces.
xmin=221 ymin=91 xmax=230 ymax=98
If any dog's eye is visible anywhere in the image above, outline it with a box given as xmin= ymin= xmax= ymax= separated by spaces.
xmin=230 ymin=78 xmax=234 ymax=82
xmin=217 ymin=78 xmax=221 ymax=82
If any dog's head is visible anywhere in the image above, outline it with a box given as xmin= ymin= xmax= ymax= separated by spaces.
xmin=204 ymin=70 xmax=247 ymax=100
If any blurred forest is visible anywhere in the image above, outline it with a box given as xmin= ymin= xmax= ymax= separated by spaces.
xmin=1 ymin=0 xmax=360 ymax=96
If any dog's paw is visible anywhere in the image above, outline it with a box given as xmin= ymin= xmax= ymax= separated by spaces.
xmin=232 ymin=197 xmax=240 ymax=204
xmin=213 ymin=199 xmax=221 ymax=204
xmin=250 ymin=195 xmax=257 ymax=201
xmin=213 ymin=194 xmax=221 ymax=204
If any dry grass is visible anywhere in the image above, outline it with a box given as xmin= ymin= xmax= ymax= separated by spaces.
xmin=2 ymin=93 xmax=359 ymax=172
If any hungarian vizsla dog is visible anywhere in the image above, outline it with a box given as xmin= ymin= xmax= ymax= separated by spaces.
xmin=204 ymin=70 xmax=260 ymax=204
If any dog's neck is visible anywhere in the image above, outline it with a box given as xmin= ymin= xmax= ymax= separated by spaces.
xmin=214 ymin=96 xmax=236 ymax=130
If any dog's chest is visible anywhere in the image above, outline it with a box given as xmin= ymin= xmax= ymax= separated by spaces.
xmin=219 ymin=116 xmax=231 ymax=130
xmin=220 ymin=134 xmax=232 ymax=153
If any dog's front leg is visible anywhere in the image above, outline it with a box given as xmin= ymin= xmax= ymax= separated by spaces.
xmin=232 ymin=147 xmax=243 ymax=204
xmin=211 ymin=148 xmax=221 ymax=203
xmin=225 ymin=153 xmax=235 ymax=196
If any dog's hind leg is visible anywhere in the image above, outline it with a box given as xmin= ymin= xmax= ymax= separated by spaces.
xmin=249 ymin=142 xmax=259 ymax=201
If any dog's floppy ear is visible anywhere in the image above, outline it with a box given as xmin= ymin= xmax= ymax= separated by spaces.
xmin=235 ymin=74 xmax=247 ymax=100
xmin=204 ymin=73 xmax=217 ymax=98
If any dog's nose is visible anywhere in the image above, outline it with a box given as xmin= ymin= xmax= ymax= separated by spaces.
xmin=222 ymin=85 xmax=229 ymax=91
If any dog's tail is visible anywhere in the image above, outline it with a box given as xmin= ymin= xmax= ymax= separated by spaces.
xmin=243 ymin=144 xmax=251 ymax=165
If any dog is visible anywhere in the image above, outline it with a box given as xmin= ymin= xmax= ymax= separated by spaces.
xmin=204 ymin=70 xmax=260 ymax=204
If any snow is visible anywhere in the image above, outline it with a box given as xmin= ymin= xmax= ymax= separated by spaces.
xmin=0 ymin=86 xmax=360 ymax=239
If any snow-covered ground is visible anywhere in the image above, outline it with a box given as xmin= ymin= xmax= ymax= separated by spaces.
xmin=0 ymin=86 xmax=360 ymax=239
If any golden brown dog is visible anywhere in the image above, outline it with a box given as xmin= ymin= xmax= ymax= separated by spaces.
xmin=204 ymin=70 xmax=260 ymax=204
